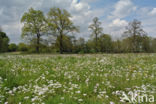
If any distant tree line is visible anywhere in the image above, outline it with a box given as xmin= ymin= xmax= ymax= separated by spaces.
xmin=0 ymin=8 xmax=156 ymax=53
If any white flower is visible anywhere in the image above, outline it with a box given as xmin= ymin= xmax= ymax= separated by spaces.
xmin=110 ymin=101 xmax=115 ymax=104
xmin=61 ymin=97 xmax=64 ymax=100
xmin=83 ymin=93 xmax=87 ymax=96
xmin=78 ymin=99 xmax=83 ymax=102
xmin=75 ymin=91 xmax=81 ymax=94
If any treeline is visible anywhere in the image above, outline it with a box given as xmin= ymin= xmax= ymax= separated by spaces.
xmin=0 ymin=8 xmax=156 ymax=53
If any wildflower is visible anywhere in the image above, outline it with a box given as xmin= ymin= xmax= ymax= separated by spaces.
xmin=78 ymin=99 xmax=83 ymax=102
xmin=110 ymin=101 xmax=115 ymax=104
xmin=75 ymin=91 xmax=81 ymax=94
xmin=61 ymin=97 xmax=64 ymax=100
xmin=83 ymin=93 xmax=87 ymax=96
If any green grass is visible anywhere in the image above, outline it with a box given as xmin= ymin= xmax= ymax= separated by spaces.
xmin=0 ymin=54 xmax=155 ymax=104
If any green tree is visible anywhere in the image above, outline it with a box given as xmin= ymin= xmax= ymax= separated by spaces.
xmin=142 ymin=35 xmax=151 ymax=52
xmin=21 ymin=8 xmax=46 ymax=53
xmin=113 ymin=40 xmax=122 ymax=53
xmin=9 ymin=43 xmax=17 ymax=52
xmin=0 ymin=31 xmax=9 ymax=52
xmin=124 ymin=19 xmax=147 ymax=52
xmin=89 ymin=17 xmax=103 ymax=52
xmin=47 ymin=7 xmax=79 ymax=54
xmin=151 ymin=38 xmax=156 ymax=52
xmin=18 ymin=43 xmax=28 ymax=52
xmin=0 ymin=26 xmax=2 ymax=32
xmin=55 ymin=35 xmax=73 ymax=53
xmin=99 ymin=34 xmax=113 ymax=53
xmin=74 ymin=37 xmax=85 ymax=53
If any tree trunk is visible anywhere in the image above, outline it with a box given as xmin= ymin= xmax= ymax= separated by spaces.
xmin=60 ymin=32 xmax=63 ymax=54
xmin=95 ymin=34 xmax=98 ymax=52
xmin=36 ymin=34 xmax=40 ymax=53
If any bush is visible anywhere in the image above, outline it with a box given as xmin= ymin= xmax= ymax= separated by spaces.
xmin=18 ymin=43 xmax=28 ymax=52
xmin=9 ymin=43 xmax=17 ymax=52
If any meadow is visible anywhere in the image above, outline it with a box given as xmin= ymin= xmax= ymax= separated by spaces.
xmin=0 ymin=54 xmax=155 ymax=104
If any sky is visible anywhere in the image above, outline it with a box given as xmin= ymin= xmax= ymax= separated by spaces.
xmin=0 ymin=0 xmax=156 ymax=44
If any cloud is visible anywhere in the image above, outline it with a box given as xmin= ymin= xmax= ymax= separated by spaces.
xmin=109 ymin=19 xmax=128 ymax=27
xmin=109 ymin=0 xmax=136 ymax=19
xmin=149 ymin=8 xmax=156 ymax=16
xmin=101 ymin=19 xmax=128 ymax=39
xmin=135 ymin=7 xmax=156 ymax=37
xmin=0 ymin=0 xmax=156 ymax=43
xmin=0 ymin=0 xmax=93 ymax=43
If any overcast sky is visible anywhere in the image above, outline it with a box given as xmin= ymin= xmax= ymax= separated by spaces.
xmin=0 ymin=0 xmax=156 ymax=44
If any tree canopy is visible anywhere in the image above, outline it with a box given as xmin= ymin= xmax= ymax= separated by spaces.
xmin=0 ymin=31 xmax=9 ymax=52
xmin=47 ymin=7 xmax=79 ymax=54
xmin=89 ymin=17 xmax=103 ymax=52
xmin=21 ymin=8 xmax=46 ymax=53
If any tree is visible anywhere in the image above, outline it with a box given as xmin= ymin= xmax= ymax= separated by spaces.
xmin=124 ymin=19 xmax=147 ymax=52
xmin=0 ymin=26 xmax=2 ymax=32
xmin=0 ymin=32 xmax=9 ymax=52
xmin=47 ymin=7 xmax=79 ymax=54
xmin=21 ymin=8 xmax=46 ymax=53
xmin=18 ymin=43 xmax=28 ymax=52
xmin=9 ymin=43 xmax=17 ymax=52
xmin=89 ymin=17 xmax=103 ymax=52
xmin=142 ymin=35 xmax=151 ymax=52
xmin=55 ymin=35 xmax=73 ymax=53
xmin=99 ymin=34 xmax=113 ymax=53
xmin=151 ymin=38 xmax=156 ymax=52
xmin=74 ymin=37 xmax=86 ymax=53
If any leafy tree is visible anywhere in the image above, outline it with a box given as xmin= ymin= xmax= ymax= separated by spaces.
xmin=124 ymin=19 xmax=147 ymax=52
xmin=18 ymin=43 xmax=28 ymax=52
xmin=142 ymin=35 xmax=151 ymax=52
xmin=55 ymin=35 xmax=73 ymax=53
xmin=9 ymin=43 xmax=17 ymax=52
xmin=86 ymin=39 xmax=96 ymax=53
xmin=21 ymin=8 xmax=46 ymax=53
xmin=0 ymin=31 xmax=9 ymax=52
xmin=47 ymin=7 xmax=79 ymax=54
xmin=151 ymin=38 xmax=156 ymax=52
xmin=113 ymin=40 xmax=122 ymax=53
xmin=89 ymin=17 xmax=103 ymax=52
xmin=74 ymin=37 xmax=86 ymax=53
xmin=99 ymin=34 xmax=113 ymax=53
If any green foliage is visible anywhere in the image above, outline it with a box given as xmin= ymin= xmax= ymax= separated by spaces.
xmin=151 ymin=38 xmax=156 ymax=52
xmin=9 ymin=43 xmax=17 ymax=52
xmin=18 ymin=8 xmax=156 ymax=54
xmin=0 ymin=32 xmax=9 ymax=52
xmin=89 ymin=17 xmax=103 ymax=52
xmin=99 ymin=34 xmax=113 ymax=53
xmin=18 ymin=43 xmax=28 ymax=52
xmin=55 ymin=35 xmax=73 ymax=53
xmin=21 ymin=8 xmax=46 ymax=53
xmin=47 ymin=7 xmax=79 ymax=54
xmin=123 ymin=19 xmax=148 ymax=52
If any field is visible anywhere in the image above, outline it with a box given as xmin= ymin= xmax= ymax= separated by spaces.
xmin=0 ymin=54 xmax=156 ymax=104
